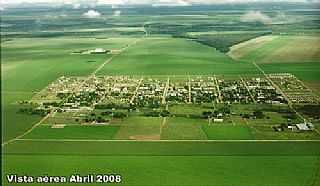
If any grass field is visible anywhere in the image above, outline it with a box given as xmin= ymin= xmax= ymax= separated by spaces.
xmin=22 ymin=125 xmax=120 ymax=140
xmin=3 ymin=155 xmax=319 ymax=186
xmin=1 ymin=37 xmax=135 ymax=141
xmin=202 ymin=125 xmax=254 ymax=140
xmin=161 ymin=117 xmax=207 ymax=140
xmin=260 ymin=62 xmax=320 ymax=81
xmin=97 ymin=37 xmax=260 ymax=75
xmin=3 ymin=140 xmax=320 ymax=185
xmin=114 ymin=117 xmax=161 ymax=140
xmin=2 ymin=4 xmax=320 ymax=186
xmin=230 ymin=36 xmax=320 ymax=63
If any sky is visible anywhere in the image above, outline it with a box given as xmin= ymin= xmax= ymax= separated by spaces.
xmin=1 ymin=0 xmax=318 ymax=5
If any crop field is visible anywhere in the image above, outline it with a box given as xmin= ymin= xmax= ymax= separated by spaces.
xmin=202 ymin=125 xmax=253 ymax=140
xmin=97 ymin=37 xmax=260 ymax=75
xmin=161 ymin=117 xmax=207 ymax=140
xmin=2 ymin=3 xmax=320 ymax=186
xmin=230 ymin=35 xmax=320 ymax=63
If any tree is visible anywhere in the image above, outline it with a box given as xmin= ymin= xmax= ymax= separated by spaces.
xmin=253 ymin=110 xmax=264 ymax=119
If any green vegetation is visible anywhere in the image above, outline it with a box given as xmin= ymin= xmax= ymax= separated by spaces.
xmin=97 ymin=38 xmax=259 ymax=75
xmin=3 ymin=155 xmax=319 ymax=186
xmin=1 ymin=37 xmax=134 ymax=141
xmin=22 ymin=125 xmax=120 ymax=140
xmin=2 ymin=3 xmax=320 ymax=186
xmin=260 ymin=62 xmax=320 ymax=81
xmin=202 ymin=125 xmax=253 ymax=140
xmin=234 ymin=36 xmax=320 ymax=63
xmin=184 ymin=31 xmax=271 ymax=53
xmin=161 ymin=117 xmax=207 ymax=140
xmin=114 ymin=117 xmax=161 ymax=140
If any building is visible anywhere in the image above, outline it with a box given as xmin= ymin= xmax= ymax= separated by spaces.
xmin=296 ymin=121 xmax=314 ymax=131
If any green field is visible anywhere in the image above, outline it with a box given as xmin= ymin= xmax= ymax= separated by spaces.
xmin=202 ymin=125 xmax=254 ymax=140
xmin=3 ymin=155 xmax=319 ymax=186
xmin=1 ymin=37 xmax=134 ymax=141
xmin=22 ymin=125 xmax=120 ymax=140
xmin=3 ymin=140 xmax=320 ymax=185
xmin=161 ymin=117 xmax=207 ymax=140
xmin=114 ymin=117 xmax=161 ymax=140
xmin=231 ymin=36 xmax=320 ymax=64
xmin=2 ymin=3 xmax=320 ymax=186
xmin=97 ymin=38 xmax=260 ymax=75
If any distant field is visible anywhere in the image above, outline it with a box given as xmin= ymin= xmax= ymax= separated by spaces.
xmin=1 ymin=37 xmax=135 ymax=141
xmin=230 ymin=35 xmax=320 ymax=63
xmin=260 ymin=62 xmax=320 ymax=81
xmin=97 ymin=37 xmax=260 ymax=75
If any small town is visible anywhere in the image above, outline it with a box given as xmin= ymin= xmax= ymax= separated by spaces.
xmin=31 ymin=73 xmax=318 ymax=110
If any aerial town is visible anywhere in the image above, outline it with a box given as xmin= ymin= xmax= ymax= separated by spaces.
xmin=31 ymin=73 xmax=318 ymax=110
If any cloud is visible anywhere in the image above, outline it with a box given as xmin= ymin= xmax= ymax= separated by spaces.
xmin=97 ymin=0 xmax=126 ymax=5
xmin=72 ymin=3 xmax=80 ymax=9
xmin=83 ymin=10 xmax=101 ymax=18
xmin=1 ymin=0 xmax=319 ymax=6
xmin=113 ymin=10 xmax=121 ymax=16
xmin=240 ymin=11 xmax=272 ymax=24
xmin=152 ymin=0 xmax=190 ymax=6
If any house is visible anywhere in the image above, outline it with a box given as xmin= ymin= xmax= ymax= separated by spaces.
xmin=213 ymin=118 xmax=224 ymax=123
xmin=296 ymin=121 xmax=313 ymax=131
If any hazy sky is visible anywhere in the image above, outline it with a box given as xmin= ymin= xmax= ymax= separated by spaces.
xmin=2 ymin=0 xmax=318 ymax=5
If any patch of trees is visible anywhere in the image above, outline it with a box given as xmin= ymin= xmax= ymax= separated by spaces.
xmin=100 ymin=111 xmax=127 ymax=119
xmin=144 ymin=110 xmax=170 ymax=117
xmin=201 ymin=105 xmax=231 ymax=118
xmin=240 ymin=110 xmax=265 ymax=119
xmin=190 ymin=32 xmax=271 ymax=53
xmin=84 ymin=114 xmax=109 ymax=123
xmin=296 ymin=105 xmax=320 ymax=119
xmin=95 ymin=103 xmax=132 ymax=110
xmin=18 ymin=107 xmax=49 ymax=116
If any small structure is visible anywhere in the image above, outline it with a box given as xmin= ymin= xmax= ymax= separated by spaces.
xmin=90 ymin=48 xmax=108 ymax=54
xmin=213 ymin=118 xmax=224 ymax=123
xmin=296 ymin=121 xmax=313 ymax=131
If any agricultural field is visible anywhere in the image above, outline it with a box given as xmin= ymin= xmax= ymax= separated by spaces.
xmin=2 ymin=2 xmax=320 ymax=186
xmin=229 ymin=35 xmax=320 ymax=63
xmin=97 ymin=37 xmax=260 ymax=75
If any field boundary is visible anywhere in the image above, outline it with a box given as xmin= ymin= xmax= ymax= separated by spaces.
xmin=14 ymin=138 xmax=320 ymax=142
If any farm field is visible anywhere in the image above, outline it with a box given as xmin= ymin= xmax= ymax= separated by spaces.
xmin=2 ymin=154 xmax=319 ymax=186
xmin=97 ymin=37 xmax=259 ymax=75
xmin=202 ymin=125 xmax=253 ymax=140
xmin=22 ymin=125 xmax=120 ymax=140
xmin=3 ymin=140 xmax=320 ymax=185
xmin=2 ymin=2 xmax=320 ymax=186
xmin=230 ymin=35 xmax=320 ymax=63
xmin=161 ymin=117 xmax=207 ymax=140
xmin=114 ymin=117 xmax=161 ymax=140
xmin=1 ymin=37 xmax=135 ymax=141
